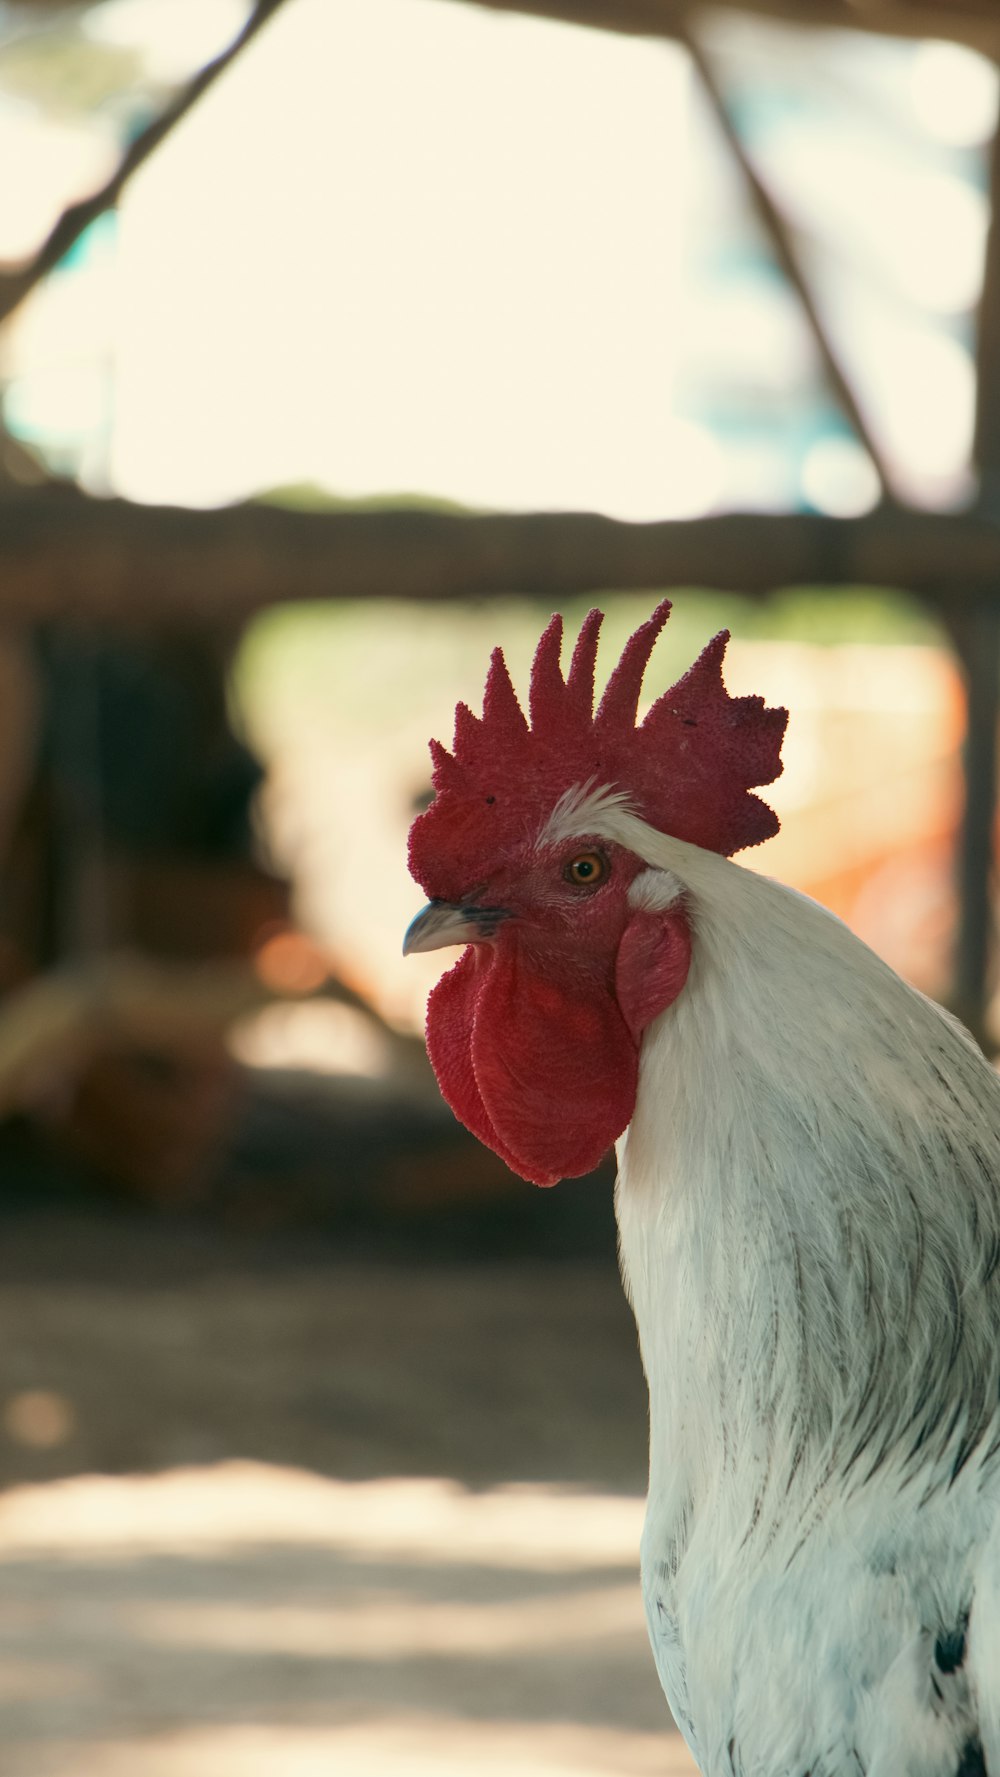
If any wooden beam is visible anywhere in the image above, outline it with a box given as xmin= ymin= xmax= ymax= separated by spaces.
xmin=439 ymin=0 xmax=1000 ymax=53
xmin=6 ymin=0 xmax=1000 ymax=51
xmin=0 ymin=950 xmax=405 ymax=1118
xmin=3 ymin=485 xmax=1000 ymax=627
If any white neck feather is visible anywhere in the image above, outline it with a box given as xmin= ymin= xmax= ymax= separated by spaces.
xmin=566 ymin=809 xmax=1000 ymax=1540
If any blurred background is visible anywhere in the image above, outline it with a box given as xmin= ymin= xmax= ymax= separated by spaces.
xmin=0 ymin=0 xmax=998 ymax=1771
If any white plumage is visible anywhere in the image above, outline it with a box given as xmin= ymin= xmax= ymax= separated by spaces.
xmin=405 ymin=604 xmax=1000 ymax=1777
xmin=563 ymin=801 xmax=1000 ymax=1777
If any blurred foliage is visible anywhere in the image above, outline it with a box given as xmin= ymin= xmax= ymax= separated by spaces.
xmin=264 ymin=481 xmax=475 ymax=518
xmin=245 ymin=485 xmax=944 ymax=740
xmin=0 ymin=16 xmax=142 ymax=118
xmin=232 ymin=582 xmax=944 ymax=748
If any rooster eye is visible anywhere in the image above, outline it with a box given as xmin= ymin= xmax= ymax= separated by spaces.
xmin=564 ymin=851 xmax=608 ymax=888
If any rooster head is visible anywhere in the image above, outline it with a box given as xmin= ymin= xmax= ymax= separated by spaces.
xmin=404 ymin=601 xmax=787 ymax=1186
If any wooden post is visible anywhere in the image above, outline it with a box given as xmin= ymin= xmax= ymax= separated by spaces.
xmin=949 ymin=608 xmax=1000 ymax=1042
xmin=952 ymin=104 xmax=1000 ymax=1042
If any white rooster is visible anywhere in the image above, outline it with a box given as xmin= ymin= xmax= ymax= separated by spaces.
xmin=404 ymin=600 xmax=1000 ymax=1777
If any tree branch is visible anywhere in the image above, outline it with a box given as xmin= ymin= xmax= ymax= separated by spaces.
xmin=0 ymin=0 xmax=290 ymax=333
xmin=683 ymin=29 xmax=898 ymax=502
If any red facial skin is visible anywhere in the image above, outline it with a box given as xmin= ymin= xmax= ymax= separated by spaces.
xmin=410 ymin=606 xmax=783 ymax=1186
xmin=424 ymin=837 xmax=691 ymax=1187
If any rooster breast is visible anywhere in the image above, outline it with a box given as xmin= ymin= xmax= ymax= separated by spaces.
xmin=601 ymin=820 xmax=1000 ymax=1777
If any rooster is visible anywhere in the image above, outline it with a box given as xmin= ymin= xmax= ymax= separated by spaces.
xmin=403 ymin=601 xmax=1000 ymax=1777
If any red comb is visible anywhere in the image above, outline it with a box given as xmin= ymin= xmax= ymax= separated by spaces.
xmin=409 ymin=601 xmax=787 ymax=900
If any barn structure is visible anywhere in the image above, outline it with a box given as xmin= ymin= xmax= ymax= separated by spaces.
xmin=0 ymin=0 xmax=999 ymax=1196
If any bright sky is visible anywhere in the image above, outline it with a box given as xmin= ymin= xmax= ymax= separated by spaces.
xmin=111 ymin=0 xmax=694 ymax=517
xmin=4 ymin=1 xmax=997 ymax=517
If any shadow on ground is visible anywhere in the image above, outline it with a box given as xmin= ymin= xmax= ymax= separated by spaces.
xmin=0 ymin=1194 xmax=688 ymax=1776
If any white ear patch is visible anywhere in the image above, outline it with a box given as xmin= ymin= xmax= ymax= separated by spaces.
xmin=628 ymin=867 xmax=686 ymax=914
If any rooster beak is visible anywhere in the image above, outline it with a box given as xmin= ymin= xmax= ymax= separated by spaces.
xmin=402 ymin=900 xmax=509 ymax=956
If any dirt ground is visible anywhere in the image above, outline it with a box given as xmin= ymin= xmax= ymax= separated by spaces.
xmin=0 ymin=1207 xmax=695 ymax=1776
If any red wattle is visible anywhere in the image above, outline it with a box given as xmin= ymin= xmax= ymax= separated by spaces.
xmin=425 ymin=945 xmax=638 ymax=1187
xmin=425 ymin=949 xmax=530 ymax=1178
